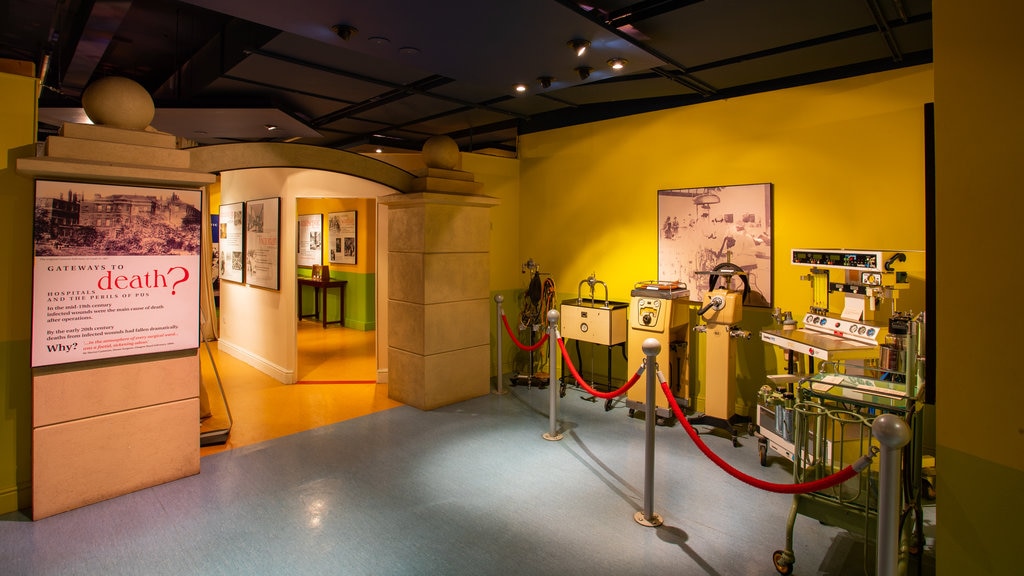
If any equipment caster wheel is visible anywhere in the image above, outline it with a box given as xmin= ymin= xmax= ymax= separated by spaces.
xmin=656 ymin=416 xmax=667 ymax=426
xmin=559 ymin=382 xmax=567 ymax=398
xmin=758 ymin=437 xmax=769 ymax=467
xmin=628 ymin=408 xmax=635 ymax=417
xmin=604 ymin=398 xmax=613 ymax=412
xmin=772 ymin=550 xmax=793 ymax=575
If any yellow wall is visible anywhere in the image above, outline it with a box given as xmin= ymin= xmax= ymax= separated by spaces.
xmin=933 ymin=1 xmax=1024 ymax=574
xmin=0 ymin=69 xmax=38 ymax=513
xmin=517 ymin=65 xmax=932 ymax=414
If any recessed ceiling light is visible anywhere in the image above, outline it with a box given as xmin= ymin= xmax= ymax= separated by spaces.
xmin=375 ymin=148 xmax=383 ymax=153
xmin=515 ymin=83 xmax=527 ymax=93
xmin=398 ymin=46 xmax=420 ymax=55
xmin=331 ymin=24 xmax=357 ymax=41
xmin=568 ymin=39 xmax=591 ymax=57
xmin=575 ymin=66 xmax=593 ymax=80
xmin=265 ymin=124 xmax=278 ymax=131
xmin=607 ymin=58 xmax=628 ymax=70
xmin=369 ymin=36 xmax=390 ymax=45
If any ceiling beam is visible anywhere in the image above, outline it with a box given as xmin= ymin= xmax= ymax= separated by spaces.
xmin=61 ymin=0 xmax=133 ymax=95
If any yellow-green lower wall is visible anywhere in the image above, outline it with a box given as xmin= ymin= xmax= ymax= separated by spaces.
xmin=513 ymin=65 xmax=932 ymax=416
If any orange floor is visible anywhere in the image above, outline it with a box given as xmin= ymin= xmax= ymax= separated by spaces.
xmin=199 ymin=321 xmax=402 ymax=457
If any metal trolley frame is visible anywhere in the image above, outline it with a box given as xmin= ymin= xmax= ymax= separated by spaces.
xmin=769 ymin=318 xmax=927 ymax=575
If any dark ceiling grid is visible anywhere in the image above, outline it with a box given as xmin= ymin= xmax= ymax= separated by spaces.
xmin=4 ymin=0 xmax=932 ymax=154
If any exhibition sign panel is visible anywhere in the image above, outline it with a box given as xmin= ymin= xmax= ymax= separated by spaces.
xmin=218 ymin=202 xmax=244 ymax=284
xmin=296 ymin=213 xmax=323 ymax=267
xmin=328 ymin=210 xmax=357 ymax=265
xmin=657 ymin=183 xmax=773 ymax=307
xmin=245 ymin=197 xmax=280 ymax=290
xmin=31 ymin=180 xmax=202 ymax=367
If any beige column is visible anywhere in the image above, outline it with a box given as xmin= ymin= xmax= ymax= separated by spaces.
xmin=382 ymin=138 xmax=499 ymax=410
xmin=17 ymin=78 xmax=215 ymax=519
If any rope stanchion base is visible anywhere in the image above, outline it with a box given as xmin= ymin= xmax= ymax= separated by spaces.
xmin=542 ymin=432 xmax=564 ymax=441
xmin=634 ymin=511 xmax=663 ymax=527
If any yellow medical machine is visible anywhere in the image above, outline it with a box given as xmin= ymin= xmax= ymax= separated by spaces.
xmin=626 ymin=281 xmax=689 ymax=425
xmin=692 ymin=263 xmax=751 ymax=444
xmin=559 ymin=275 xmax=629 ymax=407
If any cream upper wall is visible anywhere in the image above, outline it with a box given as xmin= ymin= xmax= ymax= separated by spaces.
xmin=518 ymin=65 xmax=933 ymax=319
xmin=218 ymin=168 xmax=394 ymax=382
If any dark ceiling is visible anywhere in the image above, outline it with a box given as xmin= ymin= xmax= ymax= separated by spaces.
xmin=1 ymin=0 xmax=932 ymax=155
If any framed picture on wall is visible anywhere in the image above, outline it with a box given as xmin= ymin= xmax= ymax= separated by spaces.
xmin=245 ymin=197 xmax=280 ymax=290
xmin=218 ymin=202 xmax=245 ymax=284
xmin=328 ymin=210 xmax=357 ymax=265
xmin=30 ymin=180 xmax=203 ymax=366
xmin=296 ymin=213 xmax=323 ymax=267
xmin=657 ymin=183 xmax=773 ymax=307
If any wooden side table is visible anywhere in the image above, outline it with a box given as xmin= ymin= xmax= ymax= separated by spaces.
xmin=297 ymin=277 xmax=348 ymax=328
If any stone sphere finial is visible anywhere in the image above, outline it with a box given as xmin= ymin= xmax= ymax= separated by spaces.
xmin=422 ymin=135 xmax=460 ymax=169
xmin=81 ymin=76 xmax=155 ymax=131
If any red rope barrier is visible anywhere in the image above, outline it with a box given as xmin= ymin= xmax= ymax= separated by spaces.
xmin=556 ymin=338 xmax=642 ymax=399
xmin=659 ymin=381 xmax=872 ymax=494
xmin=500 ymin=313 xmax=550 ymax=351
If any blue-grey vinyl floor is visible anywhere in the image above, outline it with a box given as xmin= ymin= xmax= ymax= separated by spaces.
xmin=0 ymin=384 xmax=935 ymax=575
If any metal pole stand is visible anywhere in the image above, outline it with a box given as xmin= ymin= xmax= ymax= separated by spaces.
xmin=493 ymin=294 xmax=508 ymax=395
xmin=634 ymin=337 xmax=664 ymax=527
xmin=872 ymin=413 xmax=911 ymax=576
xmin=542 ymin=309 xmax=563 ymax=441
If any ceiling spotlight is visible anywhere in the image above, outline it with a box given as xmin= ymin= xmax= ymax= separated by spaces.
xmin=575 ymin=66 xmax=593 ymax=80
xmin=568 ymin=38 xmax=591 ymax=57
xmin=515 ymin=83 xmax=528 ymax=93
xmin=607 ymin=58 xmax=628 ymax=70
xmin=264 ymin=124 xmax=278 ymax=131
xmin=331 ymin=24 xmax=358 ymax=41
xmin=538 ymin=76 xmax=554 ymax=89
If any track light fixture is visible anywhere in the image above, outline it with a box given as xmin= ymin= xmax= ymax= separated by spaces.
xmin=607 ymin=57 xmax=628 ymax=70
xmin=331 ymin=24 xmax=358 ymax=41
xmin=538 ymin=76 xmax=554 ymax=89
xmin=568 ymin=38 xmax=591 ymax=57
xmin=575 ymin=66 xmax=593 ymax=80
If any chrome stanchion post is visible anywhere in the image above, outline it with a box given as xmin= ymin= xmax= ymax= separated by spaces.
xmin=494 ymin=294 xmax=507 ymax=395
xmin=872 ymin=413 xmax=912 ymax=576
xmin=634 ymin=337 xmax=664 ymax=527
xmin=542 ymin=309 xmax=563 ymax=441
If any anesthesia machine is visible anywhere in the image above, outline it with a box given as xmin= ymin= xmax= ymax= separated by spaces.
xmin=626 ymin=280 xmax=690 ymax=425
xmin=754 ymin=248 xmax=927 ymax=574
xmin=757 ymin=248 xmax=925 ymax=463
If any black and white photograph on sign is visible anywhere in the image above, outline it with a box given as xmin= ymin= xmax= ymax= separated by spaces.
xmin=296 ymin=213 xmax=323 ymax=267
xmin=31 ymin=180 xmax=202 ymax=367
xmin=245 ymin=197 xmax=280 ymax=290
xmin=328 ymin=210 xmax=357 ymax=265
xmin=658 ymin=183 xmax=773 ymax=307
xmin=218 ymin=202 xmax=244 ymax=284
